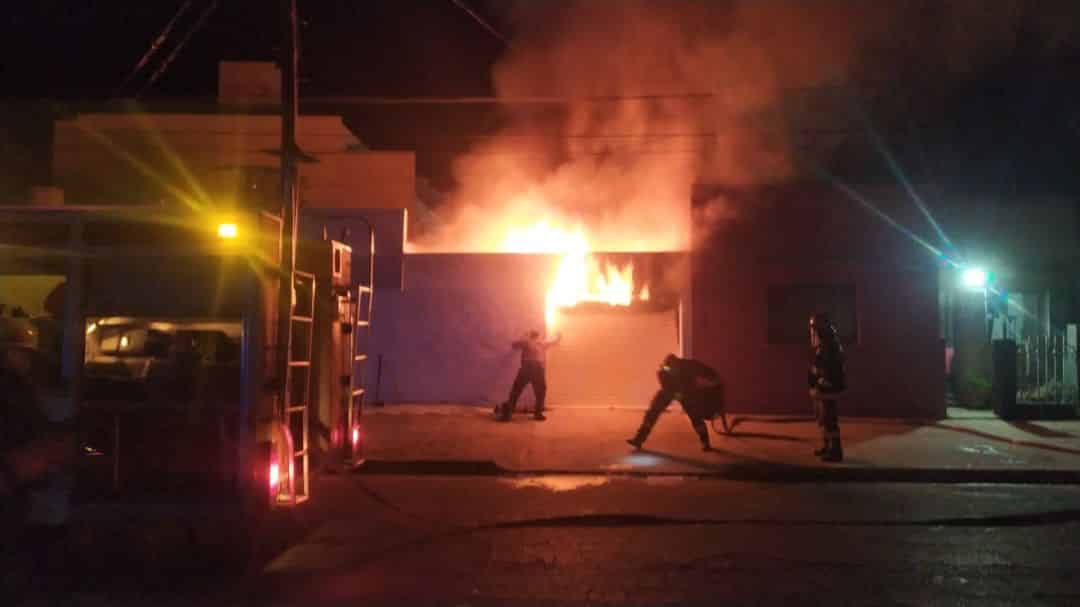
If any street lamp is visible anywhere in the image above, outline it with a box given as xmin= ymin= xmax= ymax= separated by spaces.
xmin=961 ymin=267 xmax=989 ymax=290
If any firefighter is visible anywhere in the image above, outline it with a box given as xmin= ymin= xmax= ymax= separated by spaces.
xmin=496 ymin=329 xmax=561 ymax=422
xmin=809 ymin=312 xmax=846 ymax=462
xmin=627 ymin=354 xmax=720 ymax=451
xmin=0 ymin=317 xmax=77 ymax=590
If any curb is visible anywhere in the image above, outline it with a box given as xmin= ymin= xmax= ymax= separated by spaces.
xmin=355 ymin=459 xmax=1080 ymax=485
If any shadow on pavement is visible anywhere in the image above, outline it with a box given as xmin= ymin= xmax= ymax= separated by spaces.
xmin=728 ymin=415 xmax=816 ymax=429
xmin=724 ymin=430 xmax=808 ymax=443
xmin=1007 ymin=420 xmax=1077 ymax=439
xmin=934 ymin=423 xmax=1080 ymax=456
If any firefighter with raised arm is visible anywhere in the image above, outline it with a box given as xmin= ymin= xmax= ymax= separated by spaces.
xmin=809 ymin=312 xmax=847 ymax=462
xmin=497 ymin=329 xmax=562 ymax=422
xmin=627 ymin=354 xmax=721 ymax=452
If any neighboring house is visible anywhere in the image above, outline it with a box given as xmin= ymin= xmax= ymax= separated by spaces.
xmin=51 ymin=62 xmax=422 ymax=221
xmin=936 ymin=197 xmax=1080 ymax=411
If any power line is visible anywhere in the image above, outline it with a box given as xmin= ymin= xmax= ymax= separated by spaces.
xmin=136 ymin=0 xmax=219 ymax=99
xmin=300 ymin=93 xmax=719 ymax=105
xmin=116 ymin=1 xmax=195 ymax=95
xmin=448 ymin=0 xmax=509 ymax=46
xmin=347 ymin=128 xmax=853 ymax=143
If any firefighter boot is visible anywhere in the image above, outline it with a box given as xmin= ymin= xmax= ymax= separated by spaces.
xmin=814 ymin=435 xmax=829 ymax=457
xmin=821 ymin=434 xmax=843 ymax=462
xmin=627 ymin=425 xmax=651 ymax=449
xmin=692 ymin=418 xmax=712 ymax=452
xmin=496 ymin=402 xmax=512 ymax=422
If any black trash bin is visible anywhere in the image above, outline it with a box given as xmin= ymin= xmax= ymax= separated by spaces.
xmin=990 ymin=339 xmax=1018 ymax=419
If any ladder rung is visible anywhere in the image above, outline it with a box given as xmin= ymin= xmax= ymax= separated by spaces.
xmin=358 ymin=286 xmax=372 ymax=293
xmin=288 ymin=361 xmax=310 ymax=367
xmin=291 ymin=315 xmax=313 ymax=323
xmin=354 ymin=354 xmax=368 ymax=362
xmin=356 ymin=320 xmax=370 ymax=327
xmin=286 ymin=405 xmax=307 ymax=413
xmin=352 ymin=389 xmax=365 ymax=397
xmin=294 ymin=449 xmax=307 ymax=457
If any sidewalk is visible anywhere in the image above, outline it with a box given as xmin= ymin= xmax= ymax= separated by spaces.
xmin=355 ymin=404 xmax=1080 ymax=483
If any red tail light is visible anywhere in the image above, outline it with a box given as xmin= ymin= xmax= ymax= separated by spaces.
xmin=351 ymin=427 xmax=360 ymax=447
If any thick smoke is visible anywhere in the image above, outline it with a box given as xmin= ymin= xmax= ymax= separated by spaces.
xmin=410 ymin=0 xmax=1077 ymax=253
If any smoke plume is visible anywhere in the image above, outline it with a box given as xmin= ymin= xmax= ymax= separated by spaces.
xmin=410 ymin=0 xmax=1077 ymax=253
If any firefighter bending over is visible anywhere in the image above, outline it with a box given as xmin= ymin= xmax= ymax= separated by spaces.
xmin=497 ymin=329 xmax=561 ymax=422
xmin=809 ymin=313 xmax=847 ymax=462
xmin=628 ymin=354 xmax=721 ymax=452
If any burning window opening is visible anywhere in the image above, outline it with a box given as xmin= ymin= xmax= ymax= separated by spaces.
xmin=500 ymin=219 xmax=653 ymax=330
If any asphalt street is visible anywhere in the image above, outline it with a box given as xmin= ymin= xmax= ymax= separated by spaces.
xmin=16 ymin=475 xmax=1080 ymax=606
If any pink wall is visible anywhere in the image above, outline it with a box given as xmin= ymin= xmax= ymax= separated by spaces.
xmin=692 ymin=259 xmax=943 ymax=418
xmin=690 ymin=183 xmax=946 ymax=419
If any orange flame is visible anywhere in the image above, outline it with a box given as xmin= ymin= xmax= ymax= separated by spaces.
xmin=502 ymin=219 xmax=647 ymax=329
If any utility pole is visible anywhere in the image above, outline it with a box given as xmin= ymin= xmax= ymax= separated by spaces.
xmin=276 ymin=0 xmax=300 ymax=434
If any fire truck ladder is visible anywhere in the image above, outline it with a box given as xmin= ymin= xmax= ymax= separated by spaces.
xmin=281 ymin=270 xmax=316 ymax=504
xmin=346 ymin=281 xmax=373 ymax=466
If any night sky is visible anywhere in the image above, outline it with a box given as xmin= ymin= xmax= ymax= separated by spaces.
xmin=1 ymin=1 xmax=1079 ymax=199
xmin=0 ymin=1 xmax=503 ymax=98
xmin=0 ymin=1 xmax=508 ymax=193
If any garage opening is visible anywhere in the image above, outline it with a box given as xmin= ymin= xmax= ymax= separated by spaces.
xmin=546 ymin=301 xmax=682 ymax=408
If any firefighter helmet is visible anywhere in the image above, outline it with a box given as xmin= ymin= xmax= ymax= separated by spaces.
xmin=0 ymin=317 xmax=40 ymax=352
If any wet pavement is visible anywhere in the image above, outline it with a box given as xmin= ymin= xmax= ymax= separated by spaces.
xmin=12 ymin=404 xmax=1080 ymax=605
xmin=354 ymin=404 xmax=1080 ymax=480
xmin=15 ymin=475 xmax=1080 ymax=606
xmin=258 ymin=475 xmax=1080 ymax=606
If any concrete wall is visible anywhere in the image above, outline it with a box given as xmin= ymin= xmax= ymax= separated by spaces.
xmin=692 ymin=183 xmax=945 ymax=419
xmin=364 ymin=253 xmax=687 ymax=408
xmin=0 ymin=275 xmax=65 ymax=317
xmin=301 ymin=151 xmax=417 ymax=213
xmin=693 ymin=259 xmax=942 ymax=418
xmin=52 ymin=113 xmax=420 ymax=218
xmin=367 ymin=254 xmax=553 ymax=405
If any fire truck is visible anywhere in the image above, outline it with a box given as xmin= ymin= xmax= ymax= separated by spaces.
xmin=0 ymin=203 xmax=374 ymax=520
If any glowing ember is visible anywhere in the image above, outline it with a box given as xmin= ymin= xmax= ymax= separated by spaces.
xmin=502 ymin=219 xmax=648 ymax=329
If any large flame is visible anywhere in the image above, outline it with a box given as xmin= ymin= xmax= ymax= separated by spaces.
xmin=501 ymin=219 xmax=649 ymax=329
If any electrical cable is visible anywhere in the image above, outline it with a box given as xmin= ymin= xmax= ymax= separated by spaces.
xmin=116 ymin=1 xmax=195 ymax=95
xmin=135 ymin=0 xmax=220 ymax=99
xmin=448 ymin=0 xmax=510 ymax=46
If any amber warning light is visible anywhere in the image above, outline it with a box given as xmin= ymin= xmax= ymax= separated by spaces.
xmin=217 ymin=223 xmax=239 ymax=239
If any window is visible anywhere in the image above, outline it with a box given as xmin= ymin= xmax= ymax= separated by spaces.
xmin=96 ymin=326 xmax=173 ymax=358
xmin=767 ymin=284 xmax=858 ymax=344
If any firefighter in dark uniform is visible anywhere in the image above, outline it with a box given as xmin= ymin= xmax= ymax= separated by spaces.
xmin=809 ymin=313 xmax=846 ymax=462
xmin=0 ymin=317 xmax=77 ymax=593
xmin=497 ymin=329 xmax=562 ymax=422
xmin=627 ymin=354 xmax=720 ymax=452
